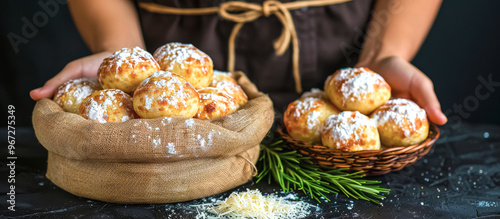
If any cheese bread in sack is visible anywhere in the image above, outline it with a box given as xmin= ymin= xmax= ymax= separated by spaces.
xmin=32 ymin=72 xmax=274 ymax=203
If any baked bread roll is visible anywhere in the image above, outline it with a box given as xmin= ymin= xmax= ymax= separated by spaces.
xmin=370 ymin=98 xmax=429 ymax=147
xmin=321 ymin=111 xmax=381 ymax=151
xmin=53 ymin=78 xmax=102 ymax=114
xmin=284 ymin=96 xmax=340 ymax=144
xmin=97 ymin=47 xmax=160 ymax=93
xmin=133 ymin=71 xmax=200 ymax=119
xmin=211 ymin=70 xmax=237 ymax=84
xmin=300 ymin=88 xmax=329 ymax=100
xmin=324 ymin=67 xmax=391 ymax=115
xmin=153 ymin=42 xmax=213 ymax=89
xmin=209 ymin=70 xmax=248 ymax=106
xmin=194 ymin=87 xmax=239 ymax=120
xmin=78 ymin=89 xmax=137 ymax=123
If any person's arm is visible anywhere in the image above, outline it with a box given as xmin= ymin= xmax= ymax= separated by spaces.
xmin=356 ymin=0 xmax=447 ymax=125
xmin=30 ymin=0 xmax=144 ymax=100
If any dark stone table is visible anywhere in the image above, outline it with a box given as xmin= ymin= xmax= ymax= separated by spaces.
xmin=1 ymin=122 xmax=499 ymax=218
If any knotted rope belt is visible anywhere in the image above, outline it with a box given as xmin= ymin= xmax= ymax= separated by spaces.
xmin=139 ymin=0 xmax=351 ymax=93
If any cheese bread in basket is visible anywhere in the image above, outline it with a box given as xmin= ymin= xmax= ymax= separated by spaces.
xmin=32 ymin=44 xmax=274 ymax=203
xmin=281 ymin=67 xmax=440 ymax=176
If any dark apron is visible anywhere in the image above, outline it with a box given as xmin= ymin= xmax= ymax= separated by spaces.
xmin=137 ymin=0 xmax=375 ymax=111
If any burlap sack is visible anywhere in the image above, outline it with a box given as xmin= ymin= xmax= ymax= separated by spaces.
xmin=32 ymin=72 xmax=274 ymax=203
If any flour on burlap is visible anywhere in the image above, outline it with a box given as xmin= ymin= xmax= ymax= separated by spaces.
xmin=185 ymin=119 xmax=195 ymax=128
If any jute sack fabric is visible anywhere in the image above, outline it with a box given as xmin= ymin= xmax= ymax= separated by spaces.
xmin=32 ymin=72 xmax=274 ymax=203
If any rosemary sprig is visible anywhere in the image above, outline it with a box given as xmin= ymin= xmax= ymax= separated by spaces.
xmin=256 ymin=132 xmax=390 ymax=205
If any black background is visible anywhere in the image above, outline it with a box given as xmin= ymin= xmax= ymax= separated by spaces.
xmin=1 ymin=0 xmax=500 ymax=127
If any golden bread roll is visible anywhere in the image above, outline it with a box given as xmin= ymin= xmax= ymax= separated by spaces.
xmin=370 ymin=98 xmax=429 ymax=147
xmin=133 ymin=71 xmax=200 ymax=118
xmin=53 ymin=78 xmax=102 ymax=114
xmin=209 ymin=70 xmax=248 ymax=106
xmin=78 ymin=89 xmax=138 ymax=123
xmin=321 ymin=111 xmax=381 ymax=151
xmin=97 ymin=47 xmax=160 ymax=93
xmin=153 ymin=42 xmax=213 ymax=89
xmin=194 ymin=87 xmax=239 ymax=120
xmin=284 ymin=96 xmax=341 ymax=144
xmin=211 ymin=70 xmax=238 ymax=85
xmin=324 ymin=67 xmax=391 ymax=115
xmin=300 ymin=88 xmax=329 ymax=100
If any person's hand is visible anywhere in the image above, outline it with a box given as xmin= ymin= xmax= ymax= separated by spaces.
xmin=30 ymin=51 xmax=112 ymax=101
xmin=356 ymin=56 xmax=447 ymax=125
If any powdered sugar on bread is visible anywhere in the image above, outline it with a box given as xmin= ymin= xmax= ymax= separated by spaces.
xmin=321 ymin=111 xmax=380 ymax=151
xmin=143 ymin=71 xmax=193 ymax=108
xmin=153 ymin=42 xmax=214 ymax=89
xmin=133 ymin=70 xmax=200 ymax=118
xmin=80 ymin=89 xmax=135 ymax=123
xmin=301 ymin=88 xmax=327 ymax=99
xmin=293 ymin=97 xmax=320 ymax=118
xmin=371 ymin=98 xmax=427 ymax=137
xmin=53 ymin=78 xmax=101 ymax=114
xmin=293 ymin=98 xmax=324 ymax=133
xmin=194 ymin=87 xmax=239 ymax=120
xmin=209 ymin=70 xmax=248 ymax=106
xmin=98 ymin=47 xmax=160 ymax=93
xmin=154 ymin=43 xmax=207 ymax=71
xmin=106 ymin=47 xmax=157 ymax=72
xmin=323 ymin=111 xmax=375 ymax=144
xmin=335 ymin=67 xmax=385 ymax=101
xmin=284 ymin=96 xmax=340 ymax=145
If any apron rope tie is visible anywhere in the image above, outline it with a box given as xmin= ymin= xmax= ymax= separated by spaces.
xmin=139 ymin=0 xmax=351 ymax=93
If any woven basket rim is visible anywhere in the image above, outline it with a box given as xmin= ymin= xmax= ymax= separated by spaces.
xmin=278 ymin=123 xmax=440 ymax=155
xmin=278 ymin=123 xmax=440 ymax=175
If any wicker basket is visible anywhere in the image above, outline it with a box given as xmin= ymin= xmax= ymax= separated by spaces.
xmin=278 ymin=123 xmax=440 ymax=176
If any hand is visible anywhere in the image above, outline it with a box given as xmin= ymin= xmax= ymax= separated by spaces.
xmin=356 ymin=56 xmax=447 ymax=125
xmin=30 ymin=51 xmax=112 ymax=101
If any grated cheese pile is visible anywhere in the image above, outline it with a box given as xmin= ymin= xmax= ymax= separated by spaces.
xmin=193 ymin=189 xmax=313 ymax=219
